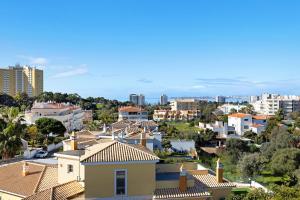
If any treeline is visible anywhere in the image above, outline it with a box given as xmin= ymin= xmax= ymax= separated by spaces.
xmin=0 ymin=91 xmax=131 ymax=111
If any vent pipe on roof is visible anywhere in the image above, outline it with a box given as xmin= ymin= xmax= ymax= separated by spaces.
xmin=216 ymin=158 xmax=224 ymax=183
xmin=22 ymin=162 xmax=29 ymax=176
xmin=179 ymin=164 xmax=187 ymax=192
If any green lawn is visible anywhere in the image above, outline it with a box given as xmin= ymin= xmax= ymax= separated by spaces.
xmin=166 ymin=121 xmax=201 ymax=133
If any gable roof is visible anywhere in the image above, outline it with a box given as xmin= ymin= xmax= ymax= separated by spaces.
xmin=228 ymin=113 xmax=251 ymax=118
xmin=118 ymin=106 xmax=145 ymax=112
xmin=81 ymin=141 xmax=159 ymax=163
xmin=0 ymin=162 xmax=58 ymax=198
xmin=24 ymin=181 xmax=84 ymax=200
xmin=194 ymin=174 xmax=236 ymax=188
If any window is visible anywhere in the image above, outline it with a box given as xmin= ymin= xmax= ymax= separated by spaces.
xmin=244 ymin=125 xmax=249 ymax=129
xmin=67 ymin=164 xmax=73 ymax=173
xmin=115 ymin=170 xmax=127 ymax=196
xmin=244 ymin=118 xmax=249 ymax=121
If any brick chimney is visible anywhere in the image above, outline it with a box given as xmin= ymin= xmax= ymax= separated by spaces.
xmin=70 ymin=131 xmax=77 ymax=150
xmin=216 ymin=158 xmax=224 ymax=183
xmin=179 ymin=165 xmax=187 ymax=192
xmin=140 ymin=132 xmax=147 ymax=147
xmin=22 ymin=162 xmax=29 ymax=176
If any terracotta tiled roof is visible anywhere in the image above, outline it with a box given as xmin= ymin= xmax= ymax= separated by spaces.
xmin=81 ymin=141 xmax=159 ymax=163
xmin=154 ymin=187 xmax=211 ymax=199
xmin=0 ymin=162 xmax=45 ymax=197
xmin=36 ymin=166 xmax=58 ymax=192
xmin=24 ymin=181 xmax=84 ymax=200
xmin=228 ymin=113 xmax=251 ymax=118
xmin=252 ymin=115 xmax=270 ymax=120
xmin=194 ymin=174 xmax=235 ymax=188
xmin=118 ymin=106 xmax=145 ymax=112
xmin=251 ymin=123 xmax=264 ymax=128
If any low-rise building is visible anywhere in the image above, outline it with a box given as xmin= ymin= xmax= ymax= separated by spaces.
xmin=118 ymin=106 xmax=148 ymax=121
xmin=170 ymin=99 xmax=199 ymax=111
xmin=55 ymin=134 xmax=235 ymax=199
xmin=24 ymin=102 xmax=86 ymax=132
xmin=153 ymin=109 xmax=200 ymax=121
xmin=0 ymin=161 xmax=83 ymax=200
xmin=228 ymin=113 xmax=269 ymax=136
xmin=199 ymin=121 xmax=236 ymax=138
xmin=217 ymin=104 xmax=246 ymax=115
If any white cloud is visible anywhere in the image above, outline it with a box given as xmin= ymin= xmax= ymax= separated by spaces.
xmin=17 ymin=55 xmax=48 ymax=65
xmin=52 ymin=65 xmax=88 ymax=78
xmin=192 ymin=85 xmax=206 ymax=89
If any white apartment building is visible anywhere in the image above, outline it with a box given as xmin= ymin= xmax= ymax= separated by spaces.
xmin=25 ymin=102 xmax=86 ymax=131
xmin=217 ymin=104 xmax=246 ymax=114
xmin=170 ymin=99 xmax=199 ymax=111
xmin=251 ymin=93 xmax=300 ymax=116
xmin=129 ymin=93 xmax=145 ymax=105
xmin=216 ymin=96 xmax=226 ymax=103
xmin=118 ymin=106 xmax=148 ymax=121
xmin=153 ymin=109 xmax=200 ymax=121
xmin=228 ymin=113 xmax=253 ymax=136
xmin=160 ymin=94 xmax=168 ymax=105
xmin=228 ymin=113 xmax=268 ymax=136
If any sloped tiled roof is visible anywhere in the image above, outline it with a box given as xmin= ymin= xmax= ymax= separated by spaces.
xmin=228 ymin=113 xmax=251 ymax=118
xmin=154 ymin=187 xmax=211 ymax=199
xmin=252 ymin=115 xmax=270 ymax=120
xmin=81 ymin=141 xmax=159 ymax=163
xmin=24 ymin=181 xmax=84 ymax=200
xmin=194 ymin=174 xmax=236 ymax=188
xmin=36 ymin=166 xmax=58 ymax=192
xmin=119 ymin=106 xmax=145 ymax=112
xmin=0 ymin=162 xmax=45 ymax=197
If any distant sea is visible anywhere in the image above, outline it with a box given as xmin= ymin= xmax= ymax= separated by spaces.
xmin=123 ymin=96 xmax=250 ymax=105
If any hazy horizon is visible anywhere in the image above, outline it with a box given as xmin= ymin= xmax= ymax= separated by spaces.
xmin=1 ymin=0 xmax=300 ymax=99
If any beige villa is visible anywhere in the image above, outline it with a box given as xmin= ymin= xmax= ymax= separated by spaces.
xmin=0 ymin=132 xmax=235 ymax=200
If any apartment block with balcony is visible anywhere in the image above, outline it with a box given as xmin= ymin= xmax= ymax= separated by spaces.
xmin=118 ymin=106 xmax=148 ymax=121
xmin=24 ymin=102 xmax=85 ymax=132
xmin=0 ymin=65 xmax=43 ymax=97
xmin=251 ymin=93 xmax=300 ymax=116
xmin=153 ymin=109 xmax=200 ymax=121
xmin=170 ymin=99 xmax=199 ymax=111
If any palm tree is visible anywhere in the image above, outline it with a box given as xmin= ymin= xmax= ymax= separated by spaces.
xmin=0 ymin=123 xmax=23 ymax=159
xmin=0 ymin=107 xmax=25 ymax=160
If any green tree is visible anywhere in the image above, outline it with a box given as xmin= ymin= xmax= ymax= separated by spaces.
xmin=271 ymin=148 xmax=300 ymax=175
xmin=35 ymin=118 xmax=66 ymax=136
xmin=162 ymin=139 xmax=172 ymax=150
xmin=225 ymin=138 xmax=249 ymax=164
xmin=0 ymin=122 xmax=23 ymax=159
xmin=240 ymin=104 xmax=255 ymax=114
xmin=238 ymin=153 xmax=265 ymax=178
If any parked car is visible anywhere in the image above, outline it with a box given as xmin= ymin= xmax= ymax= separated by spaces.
xmin=35 ymin=150 xmax=48 ymax=158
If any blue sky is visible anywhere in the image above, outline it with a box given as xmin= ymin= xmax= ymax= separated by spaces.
xmin=0 ymin=0 xmax=300 ymax=101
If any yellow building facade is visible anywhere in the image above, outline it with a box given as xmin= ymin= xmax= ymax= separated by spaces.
xmin=0 ymin=65 xmax=43 ymax=97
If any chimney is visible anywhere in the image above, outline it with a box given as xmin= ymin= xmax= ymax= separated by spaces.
xmin=140 ymin=132 xmax=146 ymax=147
xmin=70 ymin=131 xmax=77 ymax=150
xmin=22 ymin=162 xmax=29 ymax=176
xmin=102 ymin=123 xmax=107 ymax=133
xmin=216 ymin=158 xmax=224 ymax=183
xmin=179 ymin=165 xmax=187 ymax=192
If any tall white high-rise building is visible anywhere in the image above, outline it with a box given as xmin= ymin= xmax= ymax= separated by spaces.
xmin=160 ymin=94 xmax=168 ymax=105
xmin=216 ymin=96 xmax=226 ymax=103
xmin=129 ymin=94 xmax=145 ymax=105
